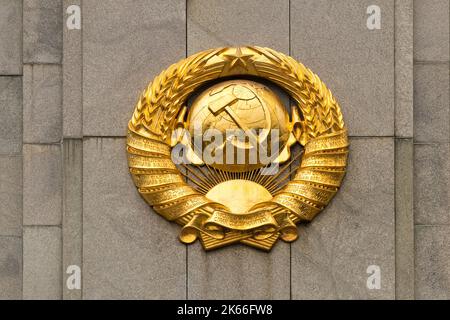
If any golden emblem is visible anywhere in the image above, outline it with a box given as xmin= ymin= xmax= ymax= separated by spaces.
xmin=127 ymin=46 xmax=348 ymax=251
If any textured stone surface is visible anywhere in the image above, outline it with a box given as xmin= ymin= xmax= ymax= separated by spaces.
xmin=187 ymin=0 xmax=289 ymax=54
xmin=0 ymin=236 xmax=22 ymax=299
xmin=83 ymin=138 xmax=185 ymax=299
xmin=291 ymin=0 xmax=394 ymax=137
xmin=414 ymin=0 xmax=449 ymax=62
xmin=23 ymin=226 xmax=62 ymax=300
xmin=188 ymin=242 xmax=290 ymax=299
xmin=23 ymin=144 xmax=62 ymax=226
xmin=63 ymin=140 xmax=82 ymax=299
xmin=414 ymin=64 xmax=450 ymax=143
xmin=415 ymin=226 xmax=450 ymax=299
xmin=23 ymin=64 xmax=62 ymax=143
xmin=23 ymin=0 xmax=62 ymax=63
xmin=291 ymin=138 xmax=395 ymax=299
xmin=0 ymin=77 xmax=22 ymax=154
xmin=0 ymin=0 xmax=22 ymax=75
xmin=83 ymin=0 xmax=186 ymax=136
xmin=414 ymin=143 xmax=450 ymax=225
xmin=0 ymin=156 xmax=22 ymax=237
xmin=395 ymin=139 xmax=414 ymax=299
xmin=395 ymin=0 xmax=413 ymax=138
xmin=63 ymin=0 xmax=82 ymax=138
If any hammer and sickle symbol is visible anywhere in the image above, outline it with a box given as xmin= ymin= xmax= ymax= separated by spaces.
xmin=208 ymin=85 xmax=271 ymax=152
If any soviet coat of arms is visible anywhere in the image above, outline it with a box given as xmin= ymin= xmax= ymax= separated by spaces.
xmin=127 ymin=46 xmax=348 ymax=251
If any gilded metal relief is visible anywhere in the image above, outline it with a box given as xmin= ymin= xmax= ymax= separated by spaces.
xmin=127 ymin=46 xmax=348 ymax=251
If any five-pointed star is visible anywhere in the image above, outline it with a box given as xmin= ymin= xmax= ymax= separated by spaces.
xmin=223 ymin=47 xmax=253 ymax=70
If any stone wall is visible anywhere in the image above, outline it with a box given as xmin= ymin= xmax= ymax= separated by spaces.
xmin=0 ymin=0 xmax=448 ymax=299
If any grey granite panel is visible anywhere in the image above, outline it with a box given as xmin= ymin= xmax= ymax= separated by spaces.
xmin=415 ymin=226 xmax=450 ymax=299
xmin=0 ymin=236 xmax=22 ymax=299
xmin=23 ymin=226 xmax=62 ymax=300
xmin=414 ymin=143 xmax=450 ymax=225
xmin=23 ymin=144 xmax=62 ymax=226
xmin=187 ymin=0 xmax=289 ymax=54
xmin=63 ymin=139 xmax=82 ymax=299
xmin=291 ymin=138 xmax=395 ymax=299
xmin=23 ymin=0 xmax=62 ymax=63
xmin=23 ymin=64 xmax=62 ymax=144
xmin=395 ymin=0 xmax=413 ymax=138
xmin=414 ymin=64 xmax=450 ymax=143
xmin=63 ymin=0 xmax=82 ymax=138
xmin=188 ymin=242 xmax=290 ymax=299
xmin=0 ymin=0 xmax=22 ymax=75
xmin=0 ymin=77 xmax=22 ymax=154
xmin=0 ymin=155 xmax=22 ymax=236
xmin=395 ymin=139 xmax=414 ymax=299
xmin=291 ymin=0 xmax=394 ymax=137
xmin=414 ymin=0 xmax=449 ymax=62
xmin=83 ymin=138 xmax=185 ymax=299
xmin=82 ymin=0 xmax=186 ymax=136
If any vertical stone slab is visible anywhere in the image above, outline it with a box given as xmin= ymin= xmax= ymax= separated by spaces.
xmin=23 ymin=226 xmax=62 ymax=300
xmin=83 ymin=138 xmax=185 ymax=299
xmin=413 ymin=0 xmax=449 ymax=301
xmin=63 ymin=0 xmax=82 ymax=137
xmin=23 ymin=64 xmax=62 ymax=144
xmin=414 ymin=143 xmax=450 ymax=225
xmin=395 ymin=139 xmax=414 ymax=299
xmin=82 ymin=0 xmax=186 ymax=136
xmin=415 ymin=226 xmax=450 ymax=299
xmin=0 ymin=155 xmax=22 ymax=236
xmin=0 ymin=237 xmax=22 ymax=299
xmin=23 ymin=144 xmax=62 ymax=226
xmin=413 ymin=0 xmax=449 ymax=62
xmin=395 ymin=0 xmax=413 ymax=137
xmin=0 ymin=0 xmax=22 ymax=75
xmin=188 ymin=243 xmax=290 ymax=299
xmin=0 ymin=77 xmax=22 ymax=154
xmin=413 ymin=64 xmax=450 ymax=143
xmin=291 ymin=138 xmax=395 ymax=299
xmin=23 ymin=0 xmax=62 ymax=64
xmin=291 ymin=0 xmax=394 ymax=137
xmin=186 ymin=0 xmax=290 ymax=300
xmin=187 ymin=0 xmax=289 ymax=54
xmin=63 ymin=139 xmax=82 ymax=299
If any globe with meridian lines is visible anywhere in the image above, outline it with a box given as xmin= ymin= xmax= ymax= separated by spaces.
xmin=187 ymin=80 xmax=290 ymax=172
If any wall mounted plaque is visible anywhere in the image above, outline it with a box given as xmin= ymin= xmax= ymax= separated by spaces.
xmin=127 ymin=46 xmax=348 ymax=251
